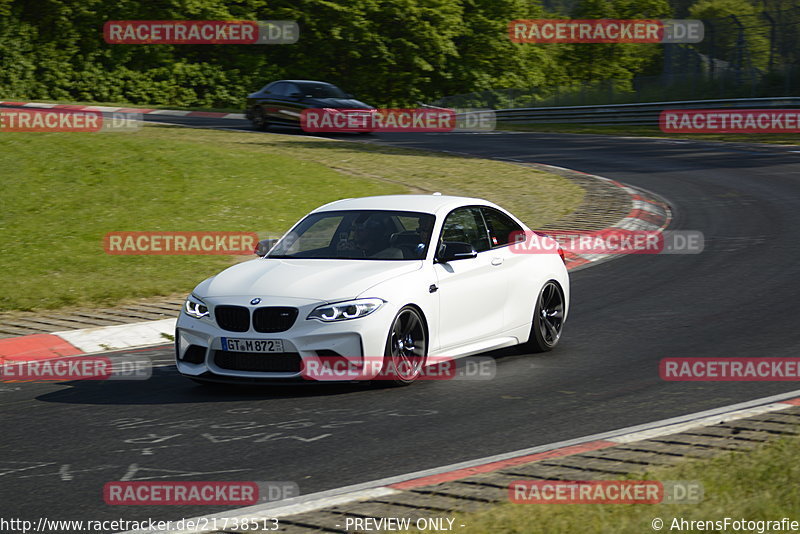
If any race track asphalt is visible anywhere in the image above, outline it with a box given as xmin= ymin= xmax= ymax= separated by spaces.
xmin=3 ymin=115 xmax=800 ymax=526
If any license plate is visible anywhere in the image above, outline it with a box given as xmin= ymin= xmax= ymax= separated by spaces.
xmin=221 ymin=338 xmax=284 ymax=353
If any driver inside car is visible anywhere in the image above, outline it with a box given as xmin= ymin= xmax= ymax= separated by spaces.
xmin=337 ymin=216 xmax=395 ymax=258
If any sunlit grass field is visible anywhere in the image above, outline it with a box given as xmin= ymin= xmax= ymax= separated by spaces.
xmin=0 ymin=124 xmax=582 ymax=311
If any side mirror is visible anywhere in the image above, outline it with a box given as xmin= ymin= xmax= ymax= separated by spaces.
xmin=344 ymin=93 xmax=354 ymax=99
xmin=436 ymin=241 xmax=477 ymax=263
xmin=255 ymin=238 xmax=278 ymax=257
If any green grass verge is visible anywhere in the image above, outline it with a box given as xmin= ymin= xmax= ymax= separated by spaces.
xmin=500 ymin=123 xmax=800 ymax=145
xmin=0 ymin=124 xmax=582 ymax=312
xmin=409 ymin=433 xmax=800 ymax=533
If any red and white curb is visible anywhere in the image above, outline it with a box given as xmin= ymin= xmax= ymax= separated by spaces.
xmin=122 ymin=389 xmax=800 ymax=534
xmin=0 ymin=319 xmax=175 ymax=364
xmin=0 ymin=100 xmax=245 ymax=120
xmin=530 ymin=162 xmax=672 ymax=271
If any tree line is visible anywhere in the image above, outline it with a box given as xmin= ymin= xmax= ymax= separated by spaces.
xmin=0 ymin=0 xmax=793 ymax=109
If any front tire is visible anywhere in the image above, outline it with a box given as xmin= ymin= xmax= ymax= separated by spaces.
xmin=520 ymin=281 xmax=564 ymax=353
xmin=379 ymin=306 xmax=427 ymax=386
xmin=251 ymin=107 xmax=269 ymax=131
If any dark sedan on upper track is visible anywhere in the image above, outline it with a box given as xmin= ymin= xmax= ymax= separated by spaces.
xmin=245 ymin=79 xmax=375 ymax=131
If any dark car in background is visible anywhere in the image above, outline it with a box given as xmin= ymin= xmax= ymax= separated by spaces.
xmin=245 ymin=79 xmax=375 ymax=131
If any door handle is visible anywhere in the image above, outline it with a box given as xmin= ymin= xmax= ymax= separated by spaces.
xmin=491 ymin=257 xmax=504 ymax=266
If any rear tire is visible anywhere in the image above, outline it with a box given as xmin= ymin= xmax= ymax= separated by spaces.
xmin=519 ymin=281 xmax=564 ymax=353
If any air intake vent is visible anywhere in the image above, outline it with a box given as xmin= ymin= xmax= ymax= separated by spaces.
xmin=214 ymin=351 xmax=301 ymax=372
xmin=182 ymin=344 xmax=206 ymax=364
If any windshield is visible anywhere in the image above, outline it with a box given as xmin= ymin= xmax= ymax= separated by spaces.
xmin=298 ymin=83 xmax=349 ymax=99
xmin=268 ymin=210 xmax=435 ymax=260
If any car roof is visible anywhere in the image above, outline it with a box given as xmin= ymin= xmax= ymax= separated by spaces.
xmin=271 ymin=80 xmax=336 ymax=86
xmin=311 ymin=195 xmax=500 ymax=216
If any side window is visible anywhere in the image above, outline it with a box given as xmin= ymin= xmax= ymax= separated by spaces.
xmin=269 ymin=82 xmax=289 ymax=96
xmin=482 ymin=207 xmax=524 ymax=247
xmin=283 ymin=83 xmax=300 ymax=96
xmin=440 ymin=207 xmax=491 ymax=253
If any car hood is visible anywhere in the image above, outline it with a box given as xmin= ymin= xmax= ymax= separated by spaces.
xmin=198 ymin=258 xmax=421 ymax=302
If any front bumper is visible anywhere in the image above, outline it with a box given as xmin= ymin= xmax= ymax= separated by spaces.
xmin=175 ymin=295 xmax=393 ymax=382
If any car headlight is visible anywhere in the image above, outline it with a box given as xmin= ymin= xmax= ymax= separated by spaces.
xmin=184 ymin=294 xmax=209 ymax=319
xmin=307 ymin=298 xmax=384 ymax=322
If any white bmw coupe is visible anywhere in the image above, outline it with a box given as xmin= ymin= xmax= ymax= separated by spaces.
xmin=175 ymin=195 xmax=569 ymax=385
